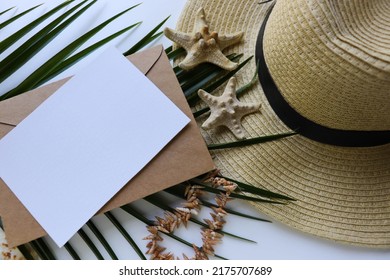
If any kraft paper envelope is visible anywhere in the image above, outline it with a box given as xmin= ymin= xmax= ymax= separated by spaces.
xmin=0 ymin=45 xmax=215 ymax=247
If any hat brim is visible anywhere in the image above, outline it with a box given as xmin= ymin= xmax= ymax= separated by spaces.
xmin=175 ymin=0 xmax=390 ymax=248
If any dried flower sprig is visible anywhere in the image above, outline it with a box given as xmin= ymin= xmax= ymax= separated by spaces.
xmin=144 ymin=172 xmax=239 ymax=260
xmin=197 ymin=176 xmax=238 ymax=257
xmin=144 ymin=183 xmax=204 ymax=260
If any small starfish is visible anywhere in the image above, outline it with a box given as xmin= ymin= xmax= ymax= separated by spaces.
xmin=198 ymin=77 xmax=261 ymax=139
xmin=164 ymin=8 xmax=244 ymax=71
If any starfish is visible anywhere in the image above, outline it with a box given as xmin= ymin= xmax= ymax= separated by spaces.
xmin=164 ymin=8 xmax=244 ymax=71
xmin=198 ymin=77 xmax=261 ymax=139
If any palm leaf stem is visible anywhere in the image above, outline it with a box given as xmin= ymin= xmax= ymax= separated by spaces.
xmin=64 ymin=242 xmax=81 ymax=260
xmin=165 ymin=184 xmax=279 ymax=210
xmin=179 ymin=56 xmax=239 ymax=92
xmin=120 ymin=204 xmax=154 ymax=225
xmin=16 ymin=244 xmax=35 ymax=260
xmin=187 ymin=177 xmax=276 ymax=200
xmin=29 ymin=238 xmax=55 ymax=260
xmin=207 ymin=132 xmax=297 ymax=151
xmin=186 ymin=55 xmax=252 ymax=106
xmin=86 ymin=220 xmax=118 ymax=260
xmin=200 ymin=200 xmax=271 ymax=223
xmin=220 ymin=175 xmax=295 ymax=201
xmin=186 ymin=179 xmax=285 ymax=204
xmin=235 ymin=60 xmax=260 ymax=96
xmin=166 ymin=47 xmax=186 ymax=60
xmin=28 ymin=240 xmax=48 ymax=260
xmin=78 ymin=228 xmax=104 ymax=260
xmin=165 ymin=45 xmax=172 ymax=54
xmin=104 ymin=212 xmax=146 ymax=260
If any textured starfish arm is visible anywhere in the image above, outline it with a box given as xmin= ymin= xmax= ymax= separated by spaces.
xmin=206 ymin=50 xmax=238 ymax=70
xmin=225 ymin=119 xmax=246 ymax=140
xmin=201 ymin=114 xmax=221 ymax=130
xmin=179 ymin=52 xmax=205 ymax=71
xmin=194 ymin=8 xmax=208 ymax=31
xmin=198 ymin=89 xmax=218 ymax=105
xmin=163 ymin=27 xmax=193 ymax=50
xmin=225 ymin=77 xmax=238 ymax=98
xmin=218 ymin=32 xmax=244 ymax=50
xmin=236 ymin=103 xmax=261 ymax=117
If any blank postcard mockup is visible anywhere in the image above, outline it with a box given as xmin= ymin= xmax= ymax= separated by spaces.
xmin=0 ymin=47 xmax=190 ymax=247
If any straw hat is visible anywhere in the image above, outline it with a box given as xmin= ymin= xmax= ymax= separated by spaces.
xmin=174 ymin=0 xmax=390 ymax=247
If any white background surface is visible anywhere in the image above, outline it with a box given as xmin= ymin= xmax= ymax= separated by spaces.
xmin=0 ymin=0 xmax=389 ymax=260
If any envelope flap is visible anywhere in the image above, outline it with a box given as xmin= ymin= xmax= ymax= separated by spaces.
xmin=129 ymin=45 xmax=164 ymax=75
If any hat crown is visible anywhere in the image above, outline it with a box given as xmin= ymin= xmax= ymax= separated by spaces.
xmin=263 ymin=0 xmax=390 ymax=132
xmin=178 ymin=0 xmax=390 ymax=248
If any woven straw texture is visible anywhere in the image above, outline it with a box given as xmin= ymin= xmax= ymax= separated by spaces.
xmin=264 ymin=0 xmax=390 ymax=131
xmin=175 ymin=0 xmax=390 ymax=248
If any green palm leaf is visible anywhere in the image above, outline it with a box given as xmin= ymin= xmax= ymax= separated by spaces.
xmin=37 ymin=22 xmax=141 ymax=87
xmin=29 ymin=238 xmax=55 ymax=260
xmin=16 ymin=244 xmax=35 ymax=260
xmin=1 ymin=3 xmax=140 ymax=100
xmin=187 ymin=55 xmax=253 ymax=106
xmin=220 ymin=175 xmax=295 ymax=201
xmin=180 ymin=54 xmax=242 ymax=92
xmin=86 ymin=220 xmax=118 ymax=260
xmin=104 ymin=212 xmax=146 ymax=260
xmin=64 ymin=242 xmax=81 ymax=260
xmin=0 ymin=1 xmax=74 ymax=54
xmin=0 ymin=0 xmax=95 ymax=84
xmin=207 ymin=132 xmax=297 ymax=150
xmin=170 ymin=181 xmax=285 ymax=205
xmin=123 ymin=16 xmax=170 ymax=56
xmin=166 ymin=46 xmax=186 ymax=60
xmin=77 ymin=228 xmax=104 ymax=260
xmin=0 ymin=4 xmax=42 ymax=30
xmin=0 ymin=6 xmax=15 ymax=17
xmin=200 ymin=199 xmax=271 ymax=222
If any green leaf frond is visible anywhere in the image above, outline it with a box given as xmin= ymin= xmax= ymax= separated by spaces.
xmin=1 ymin=3 xmax=140 ymax=100
xmin=0 ymin=4 xmax=42 ymax=31
xmin=123 ymin=15 xmax=170 ymax=56
xmin=0 ymin=0 xmax=95 ymax=84
xmin=0 ymin=1 xmax=74 ymax=55
xmin=207 ymin=132 xmax=297 ymax=150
